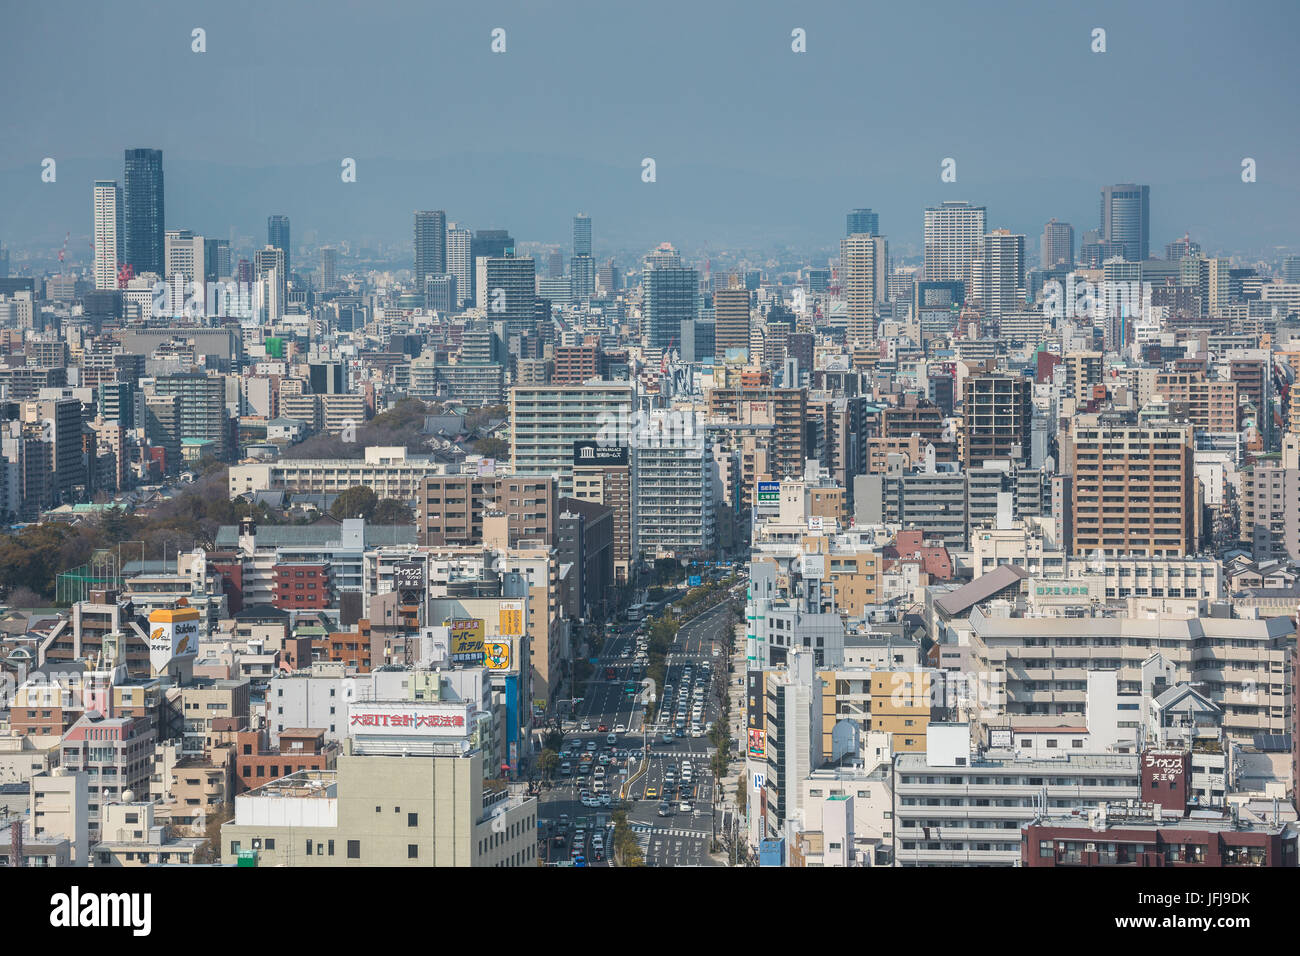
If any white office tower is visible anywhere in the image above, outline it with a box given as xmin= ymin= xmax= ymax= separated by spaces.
xmin=973 ymin=229 xmax=1026 ymax=319
xmin=446 ymin=223 xmax=472 ymax=308
xmin=923 ymin=200 xmax=986 ymax=286
xmin=256 ymin=266 xmax=283 ymax=323
xmin=633 ymin=407 xmax=715 ymax=558
xmin=93 ymin=181 xmax=124 ymax=290
xmin=164 ymin=229 xmax=205 ymax=314
xmin=840 ymin=233 xmax=888 ymax=345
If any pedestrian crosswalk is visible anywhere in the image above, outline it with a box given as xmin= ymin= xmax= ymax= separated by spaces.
xmin=631 ymin=824 xmax=709 ymax=838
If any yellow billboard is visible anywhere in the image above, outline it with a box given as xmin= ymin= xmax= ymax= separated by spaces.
xmin=498 ymin=601 xmax=524 ymax=637
xmin=484 ymin=640 xmax=512 ymax=670
xmin=447 ymin=618 xmax=485 ymax=664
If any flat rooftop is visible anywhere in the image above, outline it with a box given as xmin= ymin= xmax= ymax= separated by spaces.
xmin=245 ymin=770 xmax=337 ymax=799
xmin=1035 ymin=812 xmax=1290 ymax=836
xmin=898 ymin=752 xmax=1138 ymax=772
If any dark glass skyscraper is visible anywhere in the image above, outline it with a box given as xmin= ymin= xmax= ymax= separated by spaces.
xmin=573 ymin=214 xmax=592 ymax=256
xmin=268 ymin=215 xmax=291 ymax=277
xmin=847 ymin=208 xmax=879 ymax=236
xmin=414 ymin=210 xmax=447 ymax=291
xmin=571 ymin=214 xmax=594 ymax=299
xmin=644 ymin=266 xmax=698 ymax=350
xmin=124 ymin=148 xmax=165 ymax=276
xmin=1100 ymin=184 xmax=1150 ymax=262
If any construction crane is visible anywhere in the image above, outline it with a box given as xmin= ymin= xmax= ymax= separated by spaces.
xmin=57 ymin=231 xmax=69 ymax=267
xmin=660 ymin=336 xmax=676 ymax=374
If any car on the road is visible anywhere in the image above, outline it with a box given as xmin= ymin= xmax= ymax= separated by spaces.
xmin=592 ymin=847 xmax=604 ymax=862
xmin=679 ymin=801 xmax=694 ymax=813
xmin=560 ymin=762 xmax=572 ymax=777
xmin=691 ymin=724 xmax=702 ymax=737
xmin=614 ymin=723 xmax=627 ymax=733
xmin=597 ymin=723 xmax=608 ymax=733
xmin=580 ymin=720 xmax=591 ymax=731
xmin=644 ymin=786 xmax=658 ymax=799
xmin=607 ymin=733 xmax=617 ymax=745
xmin=586 ymin=740 xmax=598 ymax=752
xmin=558 ymin=813 xmax=569 ymax=827
xmin=674 ymin=727 xmax=684 ymax=737
xmin=660 ymin=732 xmax=674 ymax=745
xmin=657 ymin=802 xmax=672 ymax=817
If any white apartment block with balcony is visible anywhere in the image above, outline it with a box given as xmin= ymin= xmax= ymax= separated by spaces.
xmin=967 ymin=607 xmax=1290 ymax=742
xmin=892 ymin=723 xmax=1140 ymax=866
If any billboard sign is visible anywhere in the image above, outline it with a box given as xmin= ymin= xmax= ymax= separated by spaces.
xmin=393 ymin=562 xmax=425 ymax=591
xmin=148 ymin=606 xmax=200 ymax=673
xmin=485 ymin=639 xmax=512 ymax=670
xmin=756 ymin=481 xmax=780 ymax=516
xmin=448 ymin=618 xmax=486 ymax=664
xmin=688 ymin=575 xmax=702 ymax=587
xmin=573 ymin=441 xmax=628 ymax=467
xmin=347 ymin=701 xmax=473 ymax=738
xmin=746 ymin=672 xmax=765 ymax=733
xmin=748 ymin=728 xmax=766 ymax=758
xmin=498 ymin=600 xmax=524 ymax=637
xmin=1141 ymin=749 xmax=1190 ymax=812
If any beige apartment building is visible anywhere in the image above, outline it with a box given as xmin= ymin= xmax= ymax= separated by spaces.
xmin=418 ymin=473 xmax=557 ymax=548
xmin=1064 ymin=351 xmax=1104 ymax=404
xmin=967 ymin=608 xmax=1291 ymax=742
xmin=1153 ymin=371 xmax=1238 ymax=433
xmin=1066 ymin=415 xmax=1197 ymax=557
xmin=228 ymin=446 xmax=433 ymax=500
xmin=818 ymin=668 xmax=938 ymax=754
xmin=221 ymin=749 xmax=537 ymax=867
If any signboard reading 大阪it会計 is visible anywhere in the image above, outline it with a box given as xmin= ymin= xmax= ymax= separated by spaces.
xmin=347 ymin=701 xmax=473 ymax=737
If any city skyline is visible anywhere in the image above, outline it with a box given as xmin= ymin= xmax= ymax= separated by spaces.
xmin=1 ymin=0 xmax=1298 ymax=257
xmin=3 ymin=0 xmax=1300 ymax=889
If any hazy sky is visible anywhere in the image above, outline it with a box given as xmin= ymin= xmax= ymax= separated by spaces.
xmin=3 ymin=0 xmax=1299 ymax=260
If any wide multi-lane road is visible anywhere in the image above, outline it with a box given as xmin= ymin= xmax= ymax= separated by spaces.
xmin=537 ymin=592 xmax=739 ymax=867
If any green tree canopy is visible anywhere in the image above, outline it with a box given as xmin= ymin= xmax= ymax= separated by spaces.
xmin=330 ymin=485 xmax=378 ymax=520
xmin=371 ymin=498 xmax=414 ymax=525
